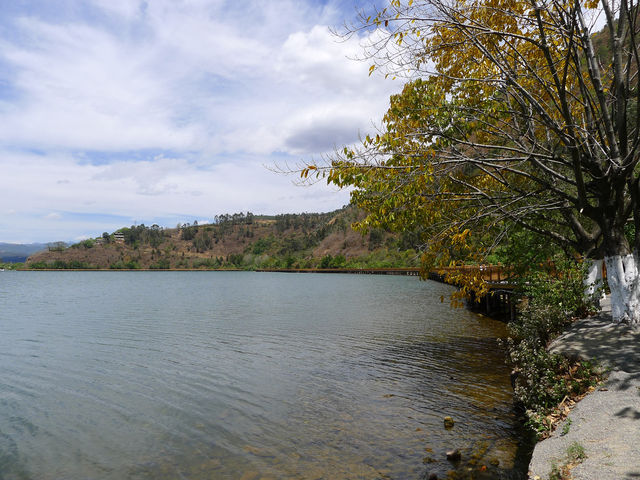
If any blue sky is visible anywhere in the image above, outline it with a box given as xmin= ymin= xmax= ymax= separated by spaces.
xmin=0 ymin=0 xmax=396 ymax=243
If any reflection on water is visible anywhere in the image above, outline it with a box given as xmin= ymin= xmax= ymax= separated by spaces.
xmin=0 ymin=271 xmax=526 ymax=479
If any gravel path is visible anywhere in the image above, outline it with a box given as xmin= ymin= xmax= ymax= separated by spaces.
xmin=528 ymin=297 xmax=640 ymax=479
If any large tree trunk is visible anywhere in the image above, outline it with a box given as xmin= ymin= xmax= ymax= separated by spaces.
xmin=604 ymin=253 xmax=640 ymax=325
xmin=584 ymin=258 xmax=605 ymax=304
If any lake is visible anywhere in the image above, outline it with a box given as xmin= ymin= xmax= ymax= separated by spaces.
xmin=0 ymin=271 xmax=527 ymax=479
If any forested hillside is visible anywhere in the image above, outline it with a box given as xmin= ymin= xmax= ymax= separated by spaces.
xmin=26 ymin=207 xmax=420 ymax=270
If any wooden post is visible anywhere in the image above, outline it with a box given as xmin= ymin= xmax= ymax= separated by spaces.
xmin=509 ymin=293 xmax=516 ymax=322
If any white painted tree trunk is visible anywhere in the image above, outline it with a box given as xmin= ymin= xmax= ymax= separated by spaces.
xmin=584 ymin=258 xmax=605 ymax=303
xmin=604 ymin=253 xmax=640 ymax=325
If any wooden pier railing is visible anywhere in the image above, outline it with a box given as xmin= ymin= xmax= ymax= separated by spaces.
xmin=256 ymin=268 xmax=421 ymax=275
xmin=431 ymin=265 xmax=511 ymax=283
xmin=426 ymin=265 xmax=516 ymax=320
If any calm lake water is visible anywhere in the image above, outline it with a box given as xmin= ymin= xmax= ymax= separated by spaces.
xmin=0 ymin=271 xmax=527 ymax=479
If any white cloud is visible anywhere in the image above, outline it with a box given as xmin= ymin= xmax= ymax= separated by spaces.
xmin=278 ymin=25 xmax=376 ymax=96
xmin=1 ymin=3 xmax=395 ymax=155
xmin=0 ymin=0 xmax=394 ymax=242
xmin=0 ymin=150 xmax=351 ymax=242
xmin=0 ymin=17 xmax=199 ymax=151
xmin=89 ymin=0 xmax=147 ymax=20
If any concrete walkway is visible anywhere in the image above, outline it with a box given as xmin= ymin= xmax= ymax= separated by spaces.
xmin=528 ymin=297 xmax=640 ymax=479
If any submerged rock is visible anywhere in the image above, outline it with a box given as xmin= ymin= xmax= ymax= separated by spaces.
xmin=446 ymin=449 xmax=461 ymax=462
xmin=443 ymin=416 xmax=455 ymax=429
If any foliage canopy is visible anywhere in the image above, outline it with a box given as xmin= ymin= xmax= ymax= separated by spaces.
xmin=299 ymin=0 xmax=640 ymax=322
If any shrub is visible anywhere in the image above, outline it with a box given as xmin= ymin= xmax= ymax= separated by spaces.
xmin=110 ymin=260 xmax=139 ymax=269
xmin=71 ymin=239 xmax=94 ymax=249
xmin=227 ymin=254 xmax=244 ymax=267
xmin=512 ymin=260 xmax=599 ymax=346
xmin=29 ymin=261 xmax=49 ymax=269
xmin=505 ymin=260 xmax=603 ymax=437
xmin=330 ymin=254 xmax=346 ymax=268
xmin=251 ymin=237 xmax=273 ymax=255
xmin=150 ymin=258 xmax=172 ymax=269
xmin=319 ymin=254 xmax=333 ymax=269
xmin=506 ymin=338 xmax=569 ymax=413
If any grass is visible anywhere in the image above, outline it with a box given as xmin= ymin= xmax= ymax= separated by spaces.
xmin=548 ymin=442 xmax=587 ymax=480
xmin=566 ymin=442 xmax=586 ymax=463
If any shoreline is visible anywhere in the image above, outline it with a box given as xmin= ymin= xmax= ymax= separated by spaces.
xmin=528 ymin=296 xmax=640 ymax=479
xmin=7 ymin=267 xmax=421 ymax=274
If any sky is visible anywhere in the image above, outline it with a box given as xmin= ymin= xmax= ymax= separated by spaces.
xmin=0 ymin=0 xmax=397 ymax=243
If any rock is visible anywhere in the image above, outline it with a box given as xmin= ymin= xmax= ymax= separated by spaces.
xmin=443 ymin=416 xmax=455 ymax=429
xmin=446 ymin=448 xmax=461 ymax=462
xmin=204 ymin=458 xmax=221 ymax=469
xmin=242 ymin=445 xmax=271 ymax=457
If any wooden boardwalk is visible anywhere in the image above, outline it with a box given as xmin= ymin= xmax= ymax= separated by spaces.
xmin=256 ymin=267 xmax=421 ymax=275
xmin=427 ymin=266 xmax=516 ymax=320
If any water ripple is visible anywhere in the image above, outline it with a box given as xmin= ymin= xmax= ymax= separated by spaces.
xmin=0 ymin=271 xmax=525 ymax=479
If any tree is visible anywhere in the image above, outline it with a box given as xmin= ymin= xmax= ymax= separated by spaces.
xmin=301 ymin=0 xmax=640 ymax=324
xmin=47 ymin=241 xmax=67 ymax=252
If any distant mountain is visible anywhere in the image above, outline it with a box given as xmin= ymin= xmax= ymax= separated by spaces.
xmin=0 ymin=243 xmax=48 ymax=263
xmin=25 ymin=207 xmax=420 ymax=270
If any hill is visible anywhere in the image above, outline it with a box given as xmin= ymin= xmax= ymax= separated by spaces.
xmin=25 ymin=207 xmax=420 ymax=270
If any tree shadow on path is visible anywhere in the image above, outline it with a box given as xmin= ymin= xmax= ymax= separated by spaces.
xmin=550 ymin=313 xmax=640 ymax=376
